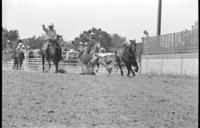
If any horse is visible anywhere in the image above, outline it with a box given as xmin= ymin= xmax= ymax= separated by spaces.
xmin=78 ymin=44 xmax=95 ymax=75
xmin=41 ymin=35 xmax=64 ymax=73
xmin=12 ymin=49 xmax=25 ymax=69
xmin=78 ymin=41 xmax=107 ymax=75
xmin=115 ymin=40 xmax=139 ymax=76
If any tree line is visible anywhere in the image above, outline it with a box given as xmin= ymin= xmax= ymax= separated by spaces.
xmin=2 ymin=27 xmax=129 ymax=52
xmin=71 ymin=27 xmax=126 ymax=52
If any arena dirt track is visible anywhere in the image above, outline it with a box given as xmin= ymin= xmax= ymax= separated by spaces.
xmin=2 ymin=70 xmax=198 ymax=128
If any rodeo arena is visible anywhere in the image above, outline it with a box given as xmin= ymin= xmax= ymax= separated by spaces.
xmin=2 ymin=1 xmax=199 ymax=128
xmin=4 ymin=26 xmax=199 ymax=77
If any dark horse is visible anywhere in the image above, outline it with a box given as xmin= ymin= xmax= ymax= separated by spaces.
xmin=12 ymin=49 xmax=25 ymax=69
xmin=115 ymin=40 xmax=139 ymax=76
xmin=41 ymin=35 xmax=63 ymax=73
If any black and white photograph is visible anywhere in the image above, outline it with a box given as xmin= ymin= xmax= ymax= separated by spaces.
xmin=2 ymin=0 xmax=198 ymax=127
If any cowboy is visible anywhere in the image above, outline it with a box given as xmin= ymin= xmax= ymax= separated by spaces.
xmin=16 ymin=40 xmax=25 ymax=51
xmin=42 ymin=24 xmax=57 ymax=40
xmin=88 ymin=33 xmax=99 ymax=49
xmin=13 ymin=39 xmax=25 ymax=61
xmin=121 ymin=38 xmax=131 ymax=48
xmin=42 ymin=24 xmax=62 ymax=60
xmin=99 ymin=47 xmax=105 ymax=53
xmin=143 ymin=30 xmax=149 ymax=37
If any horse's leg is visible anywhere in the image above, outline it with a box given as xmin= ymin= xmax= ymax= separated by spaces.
xmin=13 ymin=61 xmax=16 ymax=69
xmin=16 ymin=60 xmax=19 ymax=69
xmin=19 ymin=58 xmax=23 ymax=69
xmin=126 ymin=64 xmax=131 ymax=77
xmin=116 ymin=60 xmax=123 ymax=76
xmin=96 ymin=63 xmax=99 ymax=73
xmin=42 ymin=55 xmax=45 ymax=71
xmin=99 ymin=59 xmax=112 ymax=74
xmin=19 ymin=61 xmax=22 ymax=69
xmin=53 ymin=60 xmax=59 ymax=73
xmin=133 ymin=61 xmax=139 ymax=72
xmin=129 ymin=65 xmax=136 ymax=76
xmin=118 ymin=64 xmax=123 ymax=76
xmin=48 ymin=59 xmax=51 ymax=69
xmin=116 ymin=57 xmax=123 ymax=76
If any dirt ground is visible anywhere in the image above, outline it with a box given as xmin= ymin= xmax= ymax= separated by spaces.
xmin=2 ymin=69 xmax=198 ymax=128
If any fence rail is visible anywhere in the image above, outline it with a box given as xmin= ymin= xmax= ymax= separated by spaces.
xmin=6 ymin=57 xmax=81 ymax=73
xmin=143 ymin=28 xmax=199 ymax=54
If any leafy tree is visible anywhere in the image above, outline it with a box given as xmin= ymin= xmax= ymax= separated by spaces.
xmin=2 ymin=27 xmax=19 ymax=50
xmin=110 ymin=33 xmax=126 ymax=51
xmin=25 ymin=36 xmax=45 ymax=49
xmin=72 ymin=27 xmax=113 ymax=52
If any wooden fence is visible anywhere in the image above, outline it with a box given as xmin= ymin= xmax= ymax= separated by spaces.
xmin=143 ymin=28 xmax=199 ymax=54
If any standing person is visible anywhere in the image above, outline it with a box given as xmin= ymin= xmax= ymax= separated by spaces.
xmin=143 ymin=30 xmax=149 ymax=37
xmin=14 ymin=40 xmax=25 ymax=67
xmin=15 ymin=39 xmax=26 ymax=58
xmin=42 ymin=24 xmax=62 ymax=60
xmin=16 ymin=40 xmax=25 ymax=51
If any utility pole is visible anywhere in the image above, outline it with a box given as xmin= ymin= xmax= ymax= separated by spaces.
xmin=157 ymin=0 xmax=162 ymax=35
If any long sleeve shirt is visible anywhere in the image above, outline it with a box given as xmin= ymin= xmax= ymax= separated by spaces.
xmin=43 ymin=27 xmax=57 ymax=40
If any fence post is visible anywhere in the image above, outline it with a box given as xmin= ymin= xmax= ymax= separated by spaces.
xmin=173 ymin=33 xmax=176 ymax=54
xmin=24 ymin=51 xmax=27 ymax=71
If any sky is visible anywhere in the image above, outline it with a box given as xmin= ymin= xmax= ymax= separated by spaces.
xmin=2 ymin=0 xmax=198 ymax=42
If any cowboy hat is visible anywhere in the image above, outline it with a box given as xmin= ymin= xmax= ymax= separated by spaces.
xmin=90 ymin=32 xmax=95 ymax=36
xmin=18 ymin=39 xmax=23 ymax=43
xmin=48 ymin=24 xmax=54 ymax=28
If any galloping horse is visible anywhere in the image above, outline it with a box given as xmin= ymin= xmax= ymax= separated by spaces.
xmin=12 ymin=49 xmax=25 ymax=69
xmin=115 ymin=40 xmax=139 ymax=76
xmin=41 ymin=35 xmax=63 ymax=73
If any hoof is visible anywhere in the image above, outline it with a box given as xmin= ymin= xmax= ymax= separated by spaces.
xmin=90 ymin=72 xmax=96 ymax=75
xmin=107 ymin=68 xmax=112 ymax=74
xmin=134 ymin=68 xmax=138 ymax=72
